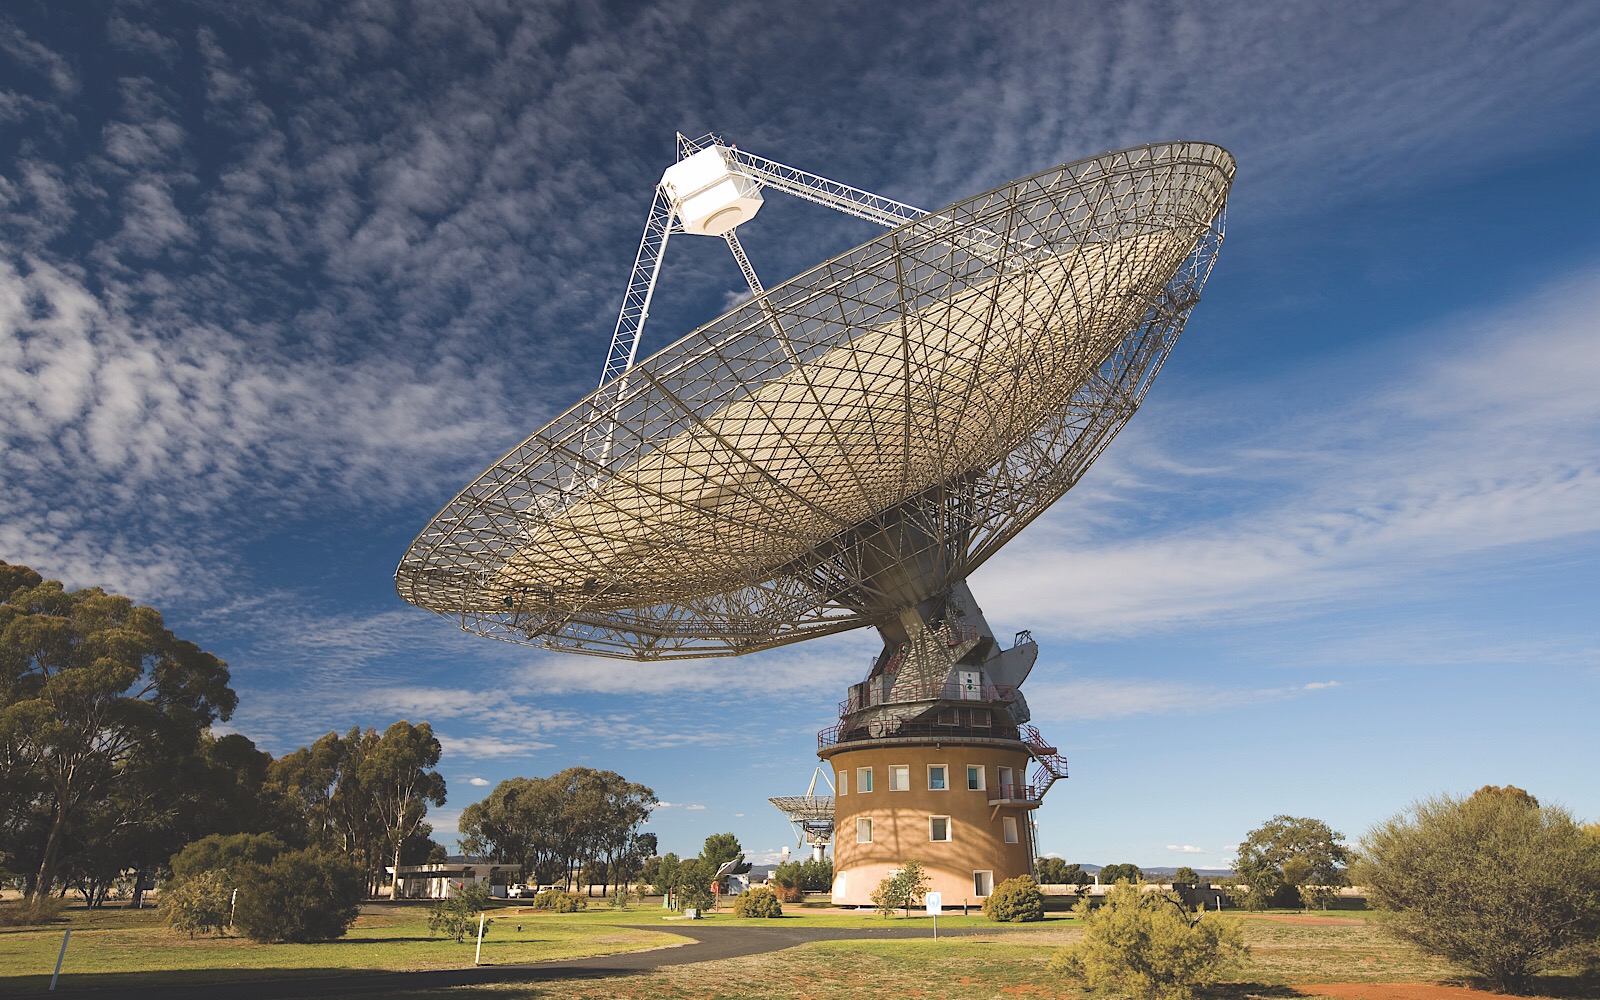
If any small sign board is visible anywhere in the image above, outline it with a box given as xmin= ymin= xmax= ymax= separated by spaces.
xmin=925 ymin=891 xmax=942 ymax=915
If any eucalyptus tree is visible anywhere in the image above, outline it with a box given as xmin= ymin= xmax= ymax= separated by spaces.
xmin=1232 ymin=815 xmax=1348 ymax=910
xmin=360 ymin=719 xmax=447 ymax=891
xmin=460 ymin=767 xmax=655 ymax=890
xmin=0 ymin=562 xmax=235 ymax=903
xmin=268 ymin=723 xmax=446 ymax=893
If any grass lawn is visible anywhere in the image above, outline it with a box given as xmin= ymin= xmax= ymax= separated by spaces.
xmin=0 ymin=901 xmax=683 ymax=994
xmin=4 ymin=903 xmax=1594 ymax=998
xmin=354 ymin=912 xmax=1594 ymax=1000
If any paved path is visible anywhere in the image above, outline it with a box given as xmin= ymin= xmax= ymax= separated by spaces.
xmin=29 ymin=922 xmax=1018 ymax=999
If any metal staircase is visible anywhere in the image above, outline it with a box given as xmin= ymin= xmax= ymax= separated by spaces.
xmin=1021 ymin=723 xmax=1069 ymax=798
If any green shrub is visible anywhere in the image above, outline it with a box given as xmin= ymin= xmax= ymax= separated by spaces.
xmin=1052 ymin=882 xmax=1246 ymax=1000
xmin=983 ymin=874 xmax=1044 ymax=922
xmin=1361 ymin=786 xmax=1600 ymax=993
xmin=160 ymin=869 xmax=233 ymax=936
xmin=773 ymin=857 xmax=834 ymax=894
xmin=170 ymin=833 xmax=286 ymax=885
xmin=870 ymin=860 xmax=930 ymax=917
xmin=733 ymin=886 xmax=783 ymax=918
xmin=532 ymin=889 xmax=586 ymax=912
xmin=0 ymin=897 xmax=65 ymax=927
xmin=429 ymin=883 xmax=494 ymax=942
xmin=232 ymin=849 xmax=364 ymax=943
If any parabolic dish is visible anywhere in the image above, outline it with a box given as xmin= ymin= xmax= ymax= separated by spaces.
xmin=397 ymin=142 xmax=1235 ymax=658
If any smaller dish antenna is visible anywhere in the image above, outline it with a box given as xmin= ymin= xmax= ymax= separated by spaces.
xmin=769 ymin=766 xmax=836 ymax=861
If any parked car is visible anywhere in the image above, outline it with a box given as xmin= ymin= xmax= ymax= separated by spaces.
xmin=506 ymin=883 xmax=531 ymax=898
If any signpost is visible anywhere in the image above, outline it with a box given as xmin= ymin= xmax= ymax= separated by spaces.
xmin=925 ymin=891 xmax=942 ymax=940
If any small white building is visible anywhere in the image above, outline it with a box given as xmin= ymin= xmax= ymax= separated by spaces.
xmin=386 ymin=857 xmax=519 ymax=899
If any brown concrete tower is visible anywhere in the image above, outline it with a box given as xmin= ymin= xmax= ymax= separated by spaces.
xmin=817 ymin=582 xmax=1066 ymax=906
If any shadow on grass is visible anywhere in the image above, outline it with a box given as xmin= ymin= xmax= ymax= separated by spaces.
xmin=3 ymin=962 xmax=642 ymax=998
xmin=1203 ymin=984 xmax=1309 ymax=999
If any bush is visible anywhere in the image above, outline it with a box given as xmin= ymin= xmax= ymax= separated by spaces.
xmin=984 ymin=875 xmax=1044 ymax=922
xmin=232 ymin=849 xmax=364 ymax=943
xmin=870 ymin=860 xmax=930 ymax=917
xmin=1053 ymin=882 xmax=1247 ymax=1000
xmin=532 ymin=889 xmax=586 ymax=912
xmin=160 ymin=869 xmax=233 ymax=937
xmin=1360 ymin=786 xmax=1600 ymax=993
xmin=733 ymin=886 xmax=783 ymax=918
xmin=0 ymin=897 xmax=65 ymax=927
xmin=170 ymin=833 xmax=286 ymax=885
xmin=429 ymin=883 xmax=494 ymax=942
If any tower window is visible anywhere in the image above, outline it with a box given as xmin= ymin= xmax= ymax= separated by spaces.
xmin=857 ymin=818 xmax=873 ymax=843
xmin=927 ymin=764 xmax=947 ymax=790
xmin=930 ymin=816 xmax=951 ymax=842
xmin=1003 ymin=815 xmax=1019 ymax=844
xmin=966 ymin=765 xmax=985 ymax=791
xmin=889 ymin=765 xmax=909 ymax=791
xmin=857 ymin=767 xmax=873 ymax=792
xmin=973 ymin=870 xmax=994 ymax=896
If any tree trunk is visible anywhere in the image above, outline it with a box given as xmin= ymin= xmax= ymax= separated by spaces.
xmin=30 ymin=809 xmax=70 ymax=904
xmin=129 ymin=868 xmax=146 ymax=909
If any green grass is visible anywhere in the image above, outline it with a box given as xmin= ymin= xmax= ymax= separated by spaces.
xmin=0 ymin=902 xmax=682 ymax=994
xmin=338 ymin=912 xmax=1591 ymax=1000
xmin=5 ymin=901 xmax=1593 ymax=999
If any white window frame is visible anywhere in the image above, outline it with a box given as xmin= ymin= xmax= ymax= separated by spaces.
xmin=966 ymin=764 xmax=985 ymax=791
xmin=973 ymin=870 xmax=994 ymax=897
xmin=929 ymin=815 xmax=952 ymax=842
xmin=857 ymin=766 xmax=873 ymax=792
xmin=837 ymin=770 xmax=847 ymax=795
xmin=857 ymin=818 xmax=873 ymax=844
xmin=888 ymin=764 xmax=910 ymax=791
xmin=1003 ymin=815 xmax=1019 ymax=844
xmin=927 ymin=764 xmax=948 ymax=791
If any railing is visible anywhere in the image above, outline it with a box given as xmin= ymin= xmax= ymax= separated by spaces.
xmin=991 ymin=783 xmax=1043 ymax=803
xmin=934 ymin=622 xmax=979 ymax=646
xmin=838 ymin=681 xmax=1018 ymax=717
xmin=818 ymin=717 xmax=1023 ymax=750
xmin=1021 ymin=723 xmax=1069 ymax=796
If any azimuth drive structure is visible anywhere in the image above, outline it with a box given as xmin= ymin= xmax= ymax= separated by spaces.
xmin=398 ymin=134 xmax=1234 ymax=905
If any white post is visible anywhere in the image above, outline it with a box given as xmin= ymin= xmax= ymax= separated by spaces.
xmin=230 ymin=888 xmax=238 ymax=927
xmin=49 ymin=929 xmax=70 ymax=991
xmin=474 ymin=911 xmax=486 ymax=965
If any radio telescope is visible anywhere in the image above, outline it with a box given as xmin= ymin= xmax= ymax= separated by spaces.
xmin=769 ymin=766 xmax=836 ymax=862
xmin=398 ymin=134 xmax=1234 ymax=905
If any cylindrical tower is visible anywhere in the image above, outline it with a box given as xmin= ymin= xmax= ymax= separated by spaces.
xmin=814 ymin=580 xmax=1067 ymax=907
xmin=822 ymin=734 xmax=1040 ymax=907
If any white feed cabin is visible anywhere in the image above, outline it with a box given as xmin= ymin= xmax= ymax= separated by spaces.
xmin=659 ymin=145 xmax=764 ymax=236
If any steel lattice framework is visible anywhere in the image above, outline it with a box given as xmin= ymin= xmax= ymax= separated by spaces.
xmin=397 ymin=142 xmax=1234 ymax=658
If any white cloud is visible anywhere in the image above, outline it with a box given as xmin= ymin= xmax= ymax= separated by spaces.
xmin=436 ymin=734 xmax=555 ymax=759
xmin=978 ymin=263 xmax=1600 ymax=640
xmin=1166 ymin=845 xmax=1207 ymax=854
xmin=1303 ymin=681 xmax=1340 ymax=691
xmin=468 ymin=777 xmax=490 ymax=787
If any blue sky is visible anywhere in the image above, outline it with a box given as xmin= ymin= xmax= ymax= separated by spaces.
xmin=3 ymin=1 xmax=1598 ymax=871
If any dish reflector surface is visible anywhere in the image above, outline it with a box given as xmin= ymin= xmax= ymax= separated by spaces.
xmin=398 ymin=142 xmax=1234 ymax=658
